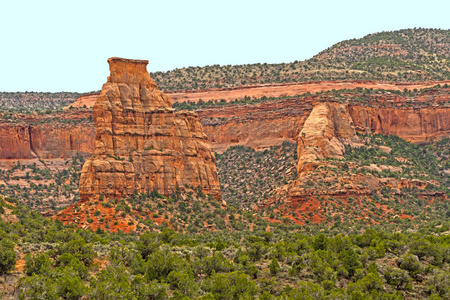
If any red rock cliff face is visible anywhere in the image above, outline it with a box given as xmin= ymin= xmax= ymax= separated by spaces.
xmin=0 ymin=124 xmax=34 ymax=159
xmin=29 ymin=124 xmax=94 ymax=159
xmin=79 ymin=57 xmax=220 ymax=201
xmin=2 ymin=87 xmax=450 ymax=161
xmin=0 ymin=112 xmax=94 ymax=160
xmin=195 ymin=90 xmax=450 ymax=152
xmin=197 ymin=98 xmax=313 ymax=152
xmin=348 ymin=105 xmax=450 ymax=143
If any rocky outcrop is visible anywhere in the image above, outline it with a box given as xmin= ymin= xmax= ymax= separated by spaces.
xmin=0 ymin=111 xmax=94 ymax=160
xmin=0 ymin=124 xmax=34 ymax=159
xmin=279 ymin=91 xmax=450 ymax=212
xmin=349 ymin=105 xmax=450 ymax=143
xmin=197 ymin=98 xmax=312 ymax=152
xmin=297 ymin=102 xmax=358 ymax=175
xmin=79 ymin=57 xmax=220 ymax=201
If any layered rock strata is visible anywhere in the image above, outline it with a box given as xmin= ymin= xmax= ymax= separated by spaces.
xmin=79 ymin=57 xmax=220 ymax=201
xmin=0 ymin=111 xmax=94 ymax=159
xmin=66 ymin=80 xmax=450 ymax=108
xmin=1 ymin=93 xmax=449 ymax=162
xmin=348 ymin=105 xmax=450 ymax=143
xmin=197 ymin=98 xmax=312 ymax=152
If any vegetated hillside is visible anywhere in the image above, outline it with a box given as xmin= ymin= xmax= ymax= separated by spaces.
xmin=151 ymin=28 xmax=450 ymax=91
xmin=216 ymin=142 xmax=298 ymax=209
xmin=272 ymin=134 xmax=449 ymax=226
xmin=345 ymin=135 xmax=450 ymax=191
xmin=2 ymin=194 xmax=450 ymax=299
xmin=0 ymin=155 xmax=85 ymax=213
xmin=0 ymin=92 xmax=80 ymax=114
xmin=174 ymin=84 xmax=450 ymax=111
xmin=0 ymin=111 xmax=94 ymax=214
xmin=55 ymin=188 xmax=244 ymax=234
xmin=213 ymin=130 xmax=450 ymax=227
xmin=313 ymin=28 xmax=450 ymax=81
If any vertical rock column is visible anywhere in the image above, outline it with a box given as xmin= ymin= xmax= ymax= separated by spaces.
xmin=297 ymin=101 xmax=357 ymax=175
xmin=79 ymin=57 xmax=221 ymax=201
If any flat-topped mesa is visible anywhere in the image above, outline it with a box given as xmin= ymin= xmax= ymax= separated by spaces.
xmin=96 ymin=57 xmax=171 ymax=117
xmin=79 ymin=57 xmax=221 ymax=202
xmin=107 ymin=57 xmax=158 ymax=87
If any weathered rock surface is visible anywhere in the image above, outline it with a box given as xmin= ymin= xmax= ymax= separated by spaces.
xmin=30 ymin=123 xmax=94 ymax=159
xmin=297 ymin=101 xmax=358 ymax=175
xmin=349 ymin=105 xmax=450 ymax=143
xmin=0 ymin=111 xmax=94 ymax=159
xmin=197 ymin=98 xmax=312 ymax=152
xmin=79 ymin=57 xmax=220 ymax=201
xmin=2 ymin=85 xmax=450 ymax=163
xmin=0 ymin=124 xmax=34 ymax=159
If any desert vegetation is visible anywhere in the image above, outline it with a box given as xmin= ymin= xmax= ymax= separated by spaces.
xmin=216 ymin=142 xmax=297 ymax=209
xmin=1 ymin=195 xmax=450 ymax=299
xmin=173 ymin=84 xmax=450 ymax=111
xmin=0 ymin=155 xmax=85 ymax=213
xmin=153 ymin=29 xmax=450 ymax=91
xmin=0 ymin=92 xmax=80 ymax=114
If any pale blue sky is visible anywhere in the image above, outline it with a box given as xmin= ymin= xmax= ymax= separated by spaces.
xmin=1 ymin=0 xmax=449 ymax=92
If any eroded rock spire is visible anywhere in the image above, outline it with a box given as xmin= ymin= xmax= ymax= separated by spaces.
xmin=79 ymin=57 xmax=221 ymax=201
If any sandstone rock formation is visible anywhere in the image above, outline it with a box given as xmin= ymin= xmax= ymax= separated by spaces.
xmin=198 ymin=98 xmax=312 ymax=152
xmin=30 ymin=123 xmax=94 ymax=159
xmin=349 ymin=105 xmax=450 ymax=143
xmin=297 ymin=102 xmax=358 ymax=175
xmin=79 ymin=57 xmax=220 ymax=201
xmin=0 ymin=124 xmax=34 ymax=159
xmin=2 ymin=88 xmax=450 ymax=163
xmin=0 ymin=111 xmax=94 ymax=160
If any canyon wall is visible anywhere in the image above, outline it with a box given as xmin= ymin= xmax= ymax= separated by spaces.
xmin=197 ymin=99 xmax=450 ymax=154
xmin=78 ymin=57 xmax=221 ymax=201
xmin=197 ymin=98 xmax=312 ymax=152
xmin=0 ymin=124 xmax=34 ymax=159
xmin=0 ymin=120 xmax=94 ymax=160
xmin=2 ymin=89 xmax=450 ymax=161
xmin=349 ymin=105 xmax=450 ymax=143
xmin=29 ymin=124 xmax=94 ymax=159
